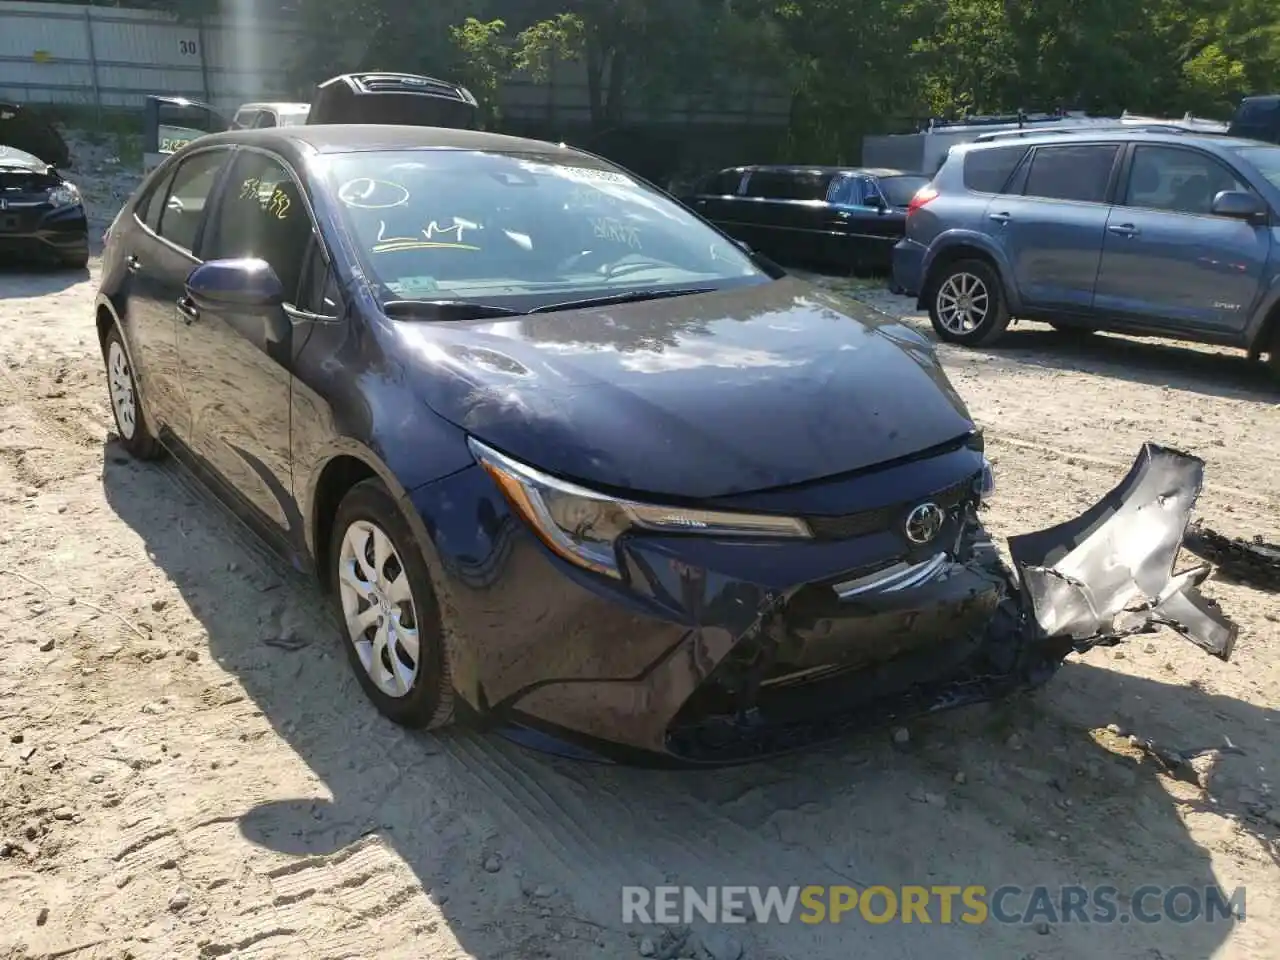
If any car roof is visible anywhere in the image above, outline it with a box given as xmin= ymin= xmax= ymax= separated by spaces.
xmin=195 ymin=124 xmax=580 ymax=158
xmin=959 ymin=130 xmax=1265 ymax=153
xmin=237 ymin=102 xmax=310 ymax=112
xmin=737 ymin=164 xmax=923 ymax=178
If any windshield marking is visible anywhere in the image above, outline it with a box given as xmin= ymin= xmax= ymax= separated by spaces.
xmin=338 ymin=177 xmax=411 ymax=209
xmin=372 ymin=218 xmax=479 ymax=253
xmin=591 ymin=217 xmax=642 ymax=249
xmin=239 ymin=177 xmax=291 ymax=219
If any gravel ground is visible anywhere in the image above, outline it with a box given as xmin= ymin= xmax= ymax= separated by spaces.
xmin=1 ymin=144 xmax=1278 ymax=960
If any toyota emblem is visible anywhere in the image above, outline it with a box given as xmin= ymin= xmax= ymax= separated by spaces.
xmin=904 ymin=502 xmax=946 ymax=544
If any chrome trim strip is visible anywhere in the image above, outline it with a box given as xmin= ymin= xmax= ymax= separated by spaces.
xmin=832 ymin=551 xmax=949 ymax=599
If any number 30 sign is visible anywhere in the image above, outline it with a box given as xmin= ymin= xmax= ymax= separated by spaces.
xmin=179 ymin=39 xmax=198 ymax=56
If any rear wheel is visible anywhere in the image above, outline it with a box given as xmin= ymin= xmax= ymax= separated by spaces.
xmin=102 ymin=325 xmax=161 ymax=460
xmin=329 ymin=479 xmax=455 ymax=729
xmin=928 ymin=258 xmax=1011 ymax=346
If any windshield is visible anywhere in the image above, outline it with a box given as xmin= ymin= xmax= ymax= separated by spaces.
xmin=321 ymin=149 xmax=768 ymax=305
xmin=1234 ymin=146 xmax=1280 ymax=189
xmin=880 ymin=175 xmax=930 ymax=207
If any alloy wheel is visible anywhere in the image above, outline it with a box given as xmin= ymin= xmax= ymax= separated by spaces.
xmin=338 ymin=520 xmax=421 ymax=699
xmin=936 ymin=272 xmax=990 ymax=335
xmin=107 ymin=340 xmax=138 ymax=440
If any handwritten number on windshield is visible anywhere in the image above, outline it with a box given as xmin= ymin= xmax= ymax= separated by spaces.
xmin=239 ymin=177 xmax=291 ymax=219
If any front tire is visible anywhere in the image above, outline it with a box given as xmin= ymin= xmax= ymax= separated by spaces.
xmin=102 ymin=325 xmax=161 ymax=460
xmin=928 ymin=258 xmax=1011 ymax=346
xmin=329 ymin=478 xmax=455 ymax=729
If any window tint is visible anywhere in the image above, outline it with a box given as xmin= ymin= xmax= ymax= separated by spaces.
xmin=1124 ymin=146 xmax=1249 ymax=216
xmin=155 ymin=150 xmax=228 ymax=252
xmin=138 ymin=166 xmax=176 ymax=231
xmin=1022 ymin=145 xmax=1119 ymax=203
xmin=744 ymin=169 xmax=832 ymax=200
xmin=826 ymin=174 xmax=860 ymax=205
xmin=702 ymin=169 xmax=743 ymax=195
xmin=963 ymin=146 xmax=1028 ymax=193
xmin=296 ymin=241 xmax=341 ymax=315
xmin=203 ymin=151 xmax=313 ymax=301
xmin=880 ymin=175 xmax=930 ymax=207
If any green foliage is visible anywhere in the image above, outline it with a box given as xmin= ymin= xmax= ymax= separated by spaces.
xmin=231 ymin=0 xmax=1280 ymax=159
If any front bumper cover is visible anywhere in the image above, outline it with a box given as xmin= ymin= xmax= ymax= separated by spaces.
xmin=489 ymin=443 xmax=1237 ymax=766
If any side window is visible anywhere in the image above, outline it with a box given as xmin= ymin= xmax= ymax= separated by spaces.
xmin=137 ymin=166 xmax=177 ymax=232
xmin=296 ymin=240 xmax=341 ymax=316
xmin=155 ymin=149 xmax=229 ymax=252
xmin=744 ymin=170 xmax=831 ymax=201
xmin=703 ymin=169 xmax=743 ymax=195
xmin=255 ymin=112 xmax=278 ymax=129
xmin=826 ymin=174 xmax=859 ymax=206
xmin=1123 ymin=146 xmax=1249 ymax=217
xmin=859 ymin=178 xmax=885 ymax=206
xmin=963 ymin=146 xmax=1029 ymax=193
xmin=203 ymin=150 xmax=313 ymax=302
xmin=1021 ymin=144 xmax=1120 ymax=203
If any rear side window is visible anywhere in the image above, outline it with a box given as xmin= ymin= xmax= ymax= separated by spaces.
xmin=1022 ymin=144 xmax=1120 ymax=203
xmin=744 ymin=169 xmax=832 ymax=201
xmin=963 ymin=146 xmax=1028 ymax=193
xmin=702 ymin=169 xmax=744 ymax=195
xmin=254 ymin=112 xmax=278 ymax=129
xmin=155 ymin=149 xmax=229 ymax=252
xmin=137 ymin=167 xmax=176 ymax=231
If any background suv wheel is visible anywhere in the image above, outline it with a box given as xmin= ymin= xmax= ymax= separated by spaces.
xmin=928 ymin=258 xmax=1012 ymax=346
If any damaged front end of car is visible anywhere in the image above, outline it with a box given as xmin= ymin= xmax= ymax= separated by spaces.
xmin=662 ymin=443 xmax=1238 ymax=764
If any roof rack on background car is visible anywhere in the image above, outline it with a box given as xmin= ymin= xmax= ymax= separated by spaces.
xmin=971 ymin=123 xmax=1194 ymax=143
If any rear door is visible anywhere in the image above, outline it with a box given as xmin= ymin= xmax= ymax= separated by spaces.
xmin=985 ymin=142 xmax=1121 ymax=312
xmin=736 ymin=168 xmax=834 ymax=265
xmin=685 ymin=168 xmax=746 ymax=227
xmin=1092 ymin=144 xmax=1269 ymax=336
xmin=121 ymin=147 xmax=233 ymax=436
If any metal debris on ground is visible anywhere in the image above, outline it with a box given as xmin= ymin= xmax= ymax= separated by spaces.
xmin=1183 ymin=521 xmax=1280 ymax=593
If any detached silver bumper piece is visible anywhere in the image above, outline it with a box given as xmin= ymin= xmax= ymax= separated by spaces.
xmin=1009 ymin=443 xmax=1238 ymax=660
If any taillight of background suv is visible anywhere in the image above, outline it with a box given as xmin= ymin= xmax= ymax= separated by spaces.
xmin=907 ymin=184 xmax=938 ymax=216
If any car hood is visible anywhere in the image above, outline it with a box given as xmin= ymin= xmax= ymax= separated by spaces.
xmin=392 ymin=276 xmax=976 ymax=499
xmin=0 ymin=145 xmax=52 ymax=173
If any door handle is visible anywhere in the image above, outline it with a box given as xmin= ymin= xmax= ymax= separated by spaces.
xmin=125 ymin=254 xmax=140 ymax=273
xmin=175 ymin=296 xmax=199 ymax=323
xmin=1108 ymin=223 xmax=1140 ymax=237
xmin=988 ymin=211 xmax=1011 ymax=223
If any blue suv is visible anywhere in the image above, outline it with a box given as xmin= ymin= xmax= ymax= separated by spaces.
xmin=892 ymin=130 xmax=1280 ymax=374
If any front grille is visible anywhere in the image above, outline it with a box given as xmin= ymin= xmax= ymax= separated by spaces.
xmin=804 ymin=474 xmax=978 ymax=541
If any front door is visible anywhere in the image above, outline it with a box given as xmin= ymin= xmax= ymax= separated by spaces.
xmin=986 ymin=142 xmax=1121 ymax=313
xmin=124 ymin=148 xmax=232 ymax=433
xmin=179 ymin=148 xmax=314 ymax=544
xmin=736 ymin=168 xmax=834 ymax=266
xmin=1092 ymin=144 xmax=1269 ymax=335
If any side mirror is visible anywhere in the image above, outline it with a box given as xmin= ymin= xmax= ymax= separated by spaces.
xmin=187 ymin=258 xmax=284 ymax=308
xmin=186 ymin=258 xmax=292 ymax=351
xmin=1211 ymin=190 xmax=1267 ymax=224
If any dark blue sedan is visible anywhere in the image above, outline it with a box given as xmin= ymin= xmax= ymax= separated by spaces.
xmin=94 ymin=125 xmax=1235 ymax=766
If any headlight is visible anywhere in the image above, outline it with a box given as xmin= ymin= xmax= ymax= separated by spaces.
xmin=48 ymin=182 xmax=81 ymax=209
xmin=468 ymin=438 xmax=812 ymax=579
xmin=977 ymin=456 xmax=995 ymax=504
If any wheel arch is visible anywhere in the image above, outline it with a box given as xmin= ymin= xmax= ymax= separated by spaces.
xmin=1246 ymin=285 xmax=1280 ymax=361
xmin=919 ymin=233 xmax=1021 ymax=312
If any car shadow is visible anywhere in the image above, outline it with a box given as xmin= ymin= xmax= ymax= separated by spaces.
xmin=972 ymin=326 xmax=1279 ymax=402
xmin=0 ymin=260 xmax=90 ymax=299
xmin=101 ymin=443 xmax=1273 ymax=959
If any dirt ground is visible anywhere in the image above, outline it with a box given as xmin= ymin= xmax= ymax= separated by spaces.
xmin=2 ymin=163 xmax=1280 ymax=959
